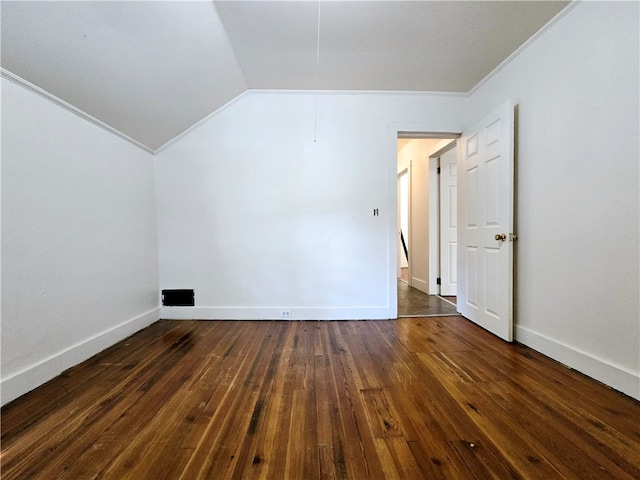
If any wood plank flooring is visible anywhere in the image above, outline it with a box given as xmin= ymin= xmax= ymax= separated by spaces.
xmin=2 ymin=318 xmax=639 ymax=479
xmin=397 ymin=280 xmax=458 ymax=317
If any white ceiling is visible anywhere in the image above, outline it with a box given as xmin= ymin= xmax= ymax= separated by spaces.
xmin=1 ymin=0 xmax=570 ymax=151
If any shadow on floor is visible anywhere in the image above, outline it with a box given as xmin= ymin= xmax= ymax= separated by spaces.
xmin=397 ymin=279 xmax=458 ymax=317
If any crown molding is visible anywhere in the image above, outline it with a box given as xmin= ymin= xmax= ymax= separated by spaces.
xmin=3 ymin=1 xmax=582 ymax=156
xmin=152 ymin=88 xmax=466 ymax=155
xmin=247 ymin=88 xmax=467 ymax=98
xmin=468 ymin=0 xmax=581 ymax=97
xmin=152 ymin=90 xmax=250 ymax=155
xmin=1 ymin=68 xmax=154 ymax=154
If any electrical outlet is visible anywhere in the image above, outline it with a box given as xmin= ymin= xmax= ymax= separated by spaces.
xmin=280 ymin=310 xmax=292 ymax=318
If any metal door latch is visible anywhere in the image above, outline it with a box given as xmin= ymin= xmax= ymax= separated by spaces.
xmin=495 ymin=233 xmax=517 ymax=242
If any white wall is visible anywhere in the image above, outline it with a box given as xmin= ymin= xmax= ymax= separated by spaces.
xmin=155 ymin=92 xmax=466 ymax=320
xmin=1 ymin=78 xmax=160 ymax=405
xmin=5 ymin=0 xmax=633 ymax=406
xmin=467 ymin=1 xmax=639 ymax=399
xmin=155 ymin=2 xmax=639 ymax=399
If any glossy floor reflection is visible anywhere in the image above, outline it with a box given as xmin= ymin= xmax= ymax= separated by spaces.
xmin=397 ymin=279 xmax=458 ymax=317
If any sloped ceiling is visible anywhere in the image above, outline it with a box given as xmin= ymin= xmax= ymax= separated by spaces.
xmin=1 ymin=0 xmax=570 ymax=151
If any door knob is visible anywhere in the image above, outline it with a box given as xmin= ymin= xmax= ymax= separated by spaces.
xmin=495 ymin=233 xmax=507 ymax=241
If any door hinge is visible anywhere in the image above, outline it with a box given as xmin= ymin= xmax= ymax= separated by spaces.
xmin=437 ymin=167 xmax=441 ymax=174
xmin=436 ymin=277 xmax=441 ymax=285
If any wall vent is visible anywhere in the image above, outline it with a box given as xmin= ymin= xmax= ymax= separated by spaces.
xmin=162 ymin=289 xmax=194 ymax=306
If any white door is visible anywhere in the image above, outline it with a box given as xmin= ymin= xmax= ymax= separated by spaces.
xmin=457 ymin=101 xmax=515 ymax=342
xmin=439 ymin=148 xmax=457 ymax=296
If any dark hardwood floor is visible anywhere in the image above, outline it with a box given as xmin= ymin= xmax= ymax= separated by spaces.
xmin=397 ymin=268 xmax=457 ymax=317
xmin=2 ymin=318 xmax=639 ymax=479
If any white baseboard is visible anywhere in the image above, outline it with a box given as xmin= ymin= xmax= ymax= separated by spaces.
xmin=515 ymin=324 xmax=640 ymax=401
xmin=1 ymin=308 xmax=160 ymax=406
xmin=410 ymin=277 xmax=428 ymax=293
xmin=160 ymin=306 xmax=394 ymax=321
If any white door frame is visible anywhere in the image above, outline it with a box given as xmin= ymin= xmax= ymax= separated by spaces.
xmin=428 ymin=140 xmax=457 ymax=295
xmin=387 ymin=127 xmax=460 ymax=318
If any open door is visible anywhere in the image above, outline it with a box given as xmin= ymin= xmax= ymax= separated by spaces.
xmin=439 ymin=148 xmax=458 ymax=296
xmin=457 ymin=101 xmax=515 ymax=342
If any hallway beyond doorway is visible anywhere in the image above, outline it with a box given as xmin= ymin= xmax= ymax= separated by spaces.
xmin=397 ymin=279 xmax=458 ymax=317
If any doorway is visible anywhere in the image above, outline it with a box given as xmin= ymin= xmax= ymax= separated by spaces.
xmin=396 ymin=135 xmax=459 ymax=317
xmin=389 ymin=102 xmax=515 ymax=338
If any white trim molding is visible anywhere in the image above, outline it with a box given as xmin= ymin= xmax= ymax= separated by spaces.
xmin=1 ymin=308 xmax=160 ymax=406
xmin=152 ymin=90 xmax=250 ymax=155
xmin=516 ymin=324 xmax=640 ymax=401
xmin=468 ymin=1 xmax=581 ymax=96
xmin=160 ymin=306 xmax=394 ymax=321
xmin=1 ymin=68 xmax=155 ymax=154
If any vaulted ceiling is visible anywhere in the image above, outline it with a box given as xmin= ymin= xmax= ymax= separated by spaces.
xmin=1 ymin=1 xmax=570 ymax=151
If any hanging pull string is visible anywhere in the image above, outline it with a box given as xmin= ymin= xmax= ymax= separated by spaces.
xmin=313 ymin=0 xmax=322 ymax=142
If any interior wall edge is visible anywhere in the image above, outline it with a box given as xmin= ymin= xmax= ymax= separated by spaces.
xmin=159 ymin=306 xmax=394 ymax=321
xmin=0 ymin=308 xmax=161 ymax=407
xmin=246 ymin=88 xmax=468 ymax=98
xmin=0 ymin=68 xmax=155 ymax=154
xmin=515 ymin=324 xmax=640 ymax=402
xmin=467 ymin=0 xmax=581 ymax=97
xmin=152 ymin=90 xmax=251 ymax=155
